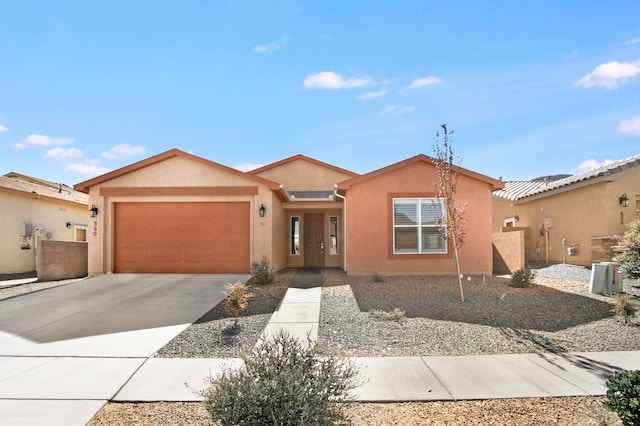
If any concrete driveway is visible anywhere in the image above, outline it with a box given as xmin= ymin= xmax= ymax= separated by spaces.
xmin=0 ymin=273 xmax=249 ymax=425
xmin=0 ymin=274 xmax=246 ymax=357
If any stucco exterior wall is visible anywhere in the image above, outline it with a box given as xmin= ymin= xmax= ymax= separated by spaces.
xmin=345 ymin=161 xmax=495 ymax=276
xmin=86 ymin=156 xmax=274 ymax=276
xmin=0 ymin=189 xmax=88 ymax=274
xmin=492 ymin=166 xmax=640 ymax=266
xmin=253 ymin=158 xmax=354 ymax=190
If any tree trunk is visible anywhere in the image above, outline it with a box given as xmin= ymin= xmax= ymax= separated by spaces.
xmin=452 ymin=233 xmax=464 ymax=302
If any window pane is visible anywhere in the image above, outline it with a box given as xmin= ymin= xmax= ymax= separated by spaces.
xmin=394 ymin=200 xmax=417 ymax=225
xmin=290 ymin=217 xmax=300 ymax=255
xmin=394 ymin=227 xmax=418 ymax=252
xmin=329 ymin=216 xmax=338 ymax=255
xmin=422 ymin=227 xmax=446 ymax=253
xmin=421 ymin=200 xmax=444 ymax=225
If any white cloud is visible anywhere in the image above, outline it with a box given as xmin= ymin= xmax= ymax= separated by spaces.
xmin=619 ymin=116 xmax=640 ymax=135
xmin=379 ymin=105 xmax=415 ymax=117
xmin=356 ymin=87 xmax=386 ymax=100
xmin=44 ymin=147 xmax=84 ymax=162
xmin=101 ymin=144 xmax=147 ymax=160
xmin=406 ymin=76 xmax=441 ymax=89
xmin=66 ymin=159 xmax=111 ymax=176
xmin=0 ymin=124 xmax=7 ymax=132
xmin=304 ymin=71 xmax=372 ymax=89
xmin=572 ymin=60 xmax=640 ymax=89
xmin=13 ymin=134 xmax=74 ymax=149
xmin=625 ymin=37 xmax=640 ymax=45
xmin=235 ymin=162 xmax=263 ymax=172
xmin=252 ymin=35 xmax=289 ymax=53
xmin=572 ymin=158 xmax=615 ymax=174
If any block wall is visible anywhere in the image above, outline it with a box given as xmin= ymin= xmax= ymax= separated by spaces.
xmin=37 ymin=240 xmax=88 ymax=282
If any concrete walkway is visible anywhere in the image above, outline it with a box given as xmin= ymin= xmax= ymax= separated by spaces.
xmin=260 ymin=269 xmax=323 ymax=345
xmin=2 ymin=271 xmax=640 ymax=425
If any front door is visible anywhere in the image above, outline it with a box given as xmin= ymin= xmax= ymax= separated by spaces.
xmin=304 ymin=213 xmax=324 ymax=267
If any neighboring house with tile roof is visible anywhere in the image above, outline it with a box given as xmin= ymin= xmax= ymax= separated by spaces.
xmin=0 ymin=173 xmax=89 ymax=275
xmin=492 ymin=155 xmax=640 ymax=267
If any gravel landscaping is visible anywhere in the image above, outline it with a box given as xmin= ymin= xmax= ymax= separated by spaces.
xmin=3 ymin=265 xmax=638 ymax=425
xmin=318 ymin=268 xmax=640 ymax=357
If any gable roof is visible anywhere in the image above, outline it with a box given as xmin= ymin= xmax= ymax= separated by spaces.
xmin=493 ymin=154 xmax=640 ymax=202
xmin=74 ymin=148 xmax=287 ymax=200
xmin=1 ymin=174 xmax=88 ymax=205
xmin=337 ymin=154 xmax=505 ymax=191
xmin=248 ymin=154 xmax=359 ymax=178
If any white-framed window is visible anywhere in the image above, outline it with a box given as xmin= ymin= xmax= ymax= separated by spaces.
xmin=329 ymin=216 xmax=338 ymax=255
xmin=74 ymin=225 xmax=88 ymax=242
xmin=393 ymin=198 xmax=447 ymax=254
xmin=290 ymin=216 xmax=300 ymax=255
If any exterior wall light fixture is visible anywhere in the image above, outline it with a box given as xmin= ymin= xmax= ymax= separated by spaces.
xmin=259 ymin=204 xmax=266 ymax=217
xmin=66 ymin=221 xmax=72 ymax=229
xmin=89 ymin=204 xmax=99 ymax=217
xmin=619 ymin=194 xmax=629 ymax=207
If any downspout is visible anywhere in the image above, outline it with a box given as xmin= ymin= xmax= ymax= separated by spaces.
xmin=333 ymin=184 xmax=347 ymax=273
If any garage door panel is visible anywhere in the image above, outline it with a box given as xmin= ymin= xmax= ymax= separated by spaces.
xmin=115 ymin=202 xmax=250 ymax=273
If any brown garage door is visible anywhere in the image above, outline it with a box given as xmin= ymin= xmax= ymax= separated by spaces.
xmin=114 ymin=202 xmax=250 ymax=273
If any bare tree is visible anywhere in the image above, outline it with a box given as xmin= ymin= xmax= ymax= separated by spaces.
xmin=432 ymin=124 xmax=468 ymax=302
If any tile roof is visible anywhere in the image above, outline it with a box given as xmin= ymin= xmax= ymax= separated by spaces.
xmin=0 ymin=175 xmax=89 ymax=205
xmin=493 ymin=154 xmax=640 ymax=202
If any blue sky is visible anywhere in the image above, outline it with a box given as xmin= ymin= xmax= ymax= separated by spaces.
xmin=1 ymin=1 xmax=639 ymax=186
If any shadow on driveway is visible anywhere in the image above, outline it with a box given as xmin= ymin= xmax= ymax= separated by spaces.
xmin=0 ymin=274 xmax=246 ymax=344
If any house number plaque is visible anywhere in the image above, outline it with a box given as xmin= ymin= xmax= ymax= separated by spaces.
xmin=93 ymin=221 xmax=98 ymax=237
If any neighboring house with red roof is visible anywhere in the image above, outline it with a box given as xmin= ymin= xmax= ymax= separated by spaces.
xmin=75 ymin=149 xmax=504 ymax=277
xmin=0 ymin=172 xmax=89 ymax=275
xmin=492 ymin=154 xmax=640 ymax=267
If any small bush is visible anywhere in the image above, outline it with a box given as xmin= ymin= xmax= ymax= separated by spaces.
xmin=610 ymin=294 xmax=639 ymax=324
xmin=250 ymin=257 xmax=275 ymax=285
xmin=369 ymin=308 xmax=406 ymax=321
xmin=223 ymin=281 xmax=254 ymax=323
xmin=604 ymin=369 xmax=640 ymax=425
xmin=510 ymin=268 xmax=536 ymax=288
xmin=372 ymin=272 xmax=384 ymax=283
xmin=614 ymin=218 xmax=640 ymax=280
xmin=200 ymin=329 xmax=361 ymax=426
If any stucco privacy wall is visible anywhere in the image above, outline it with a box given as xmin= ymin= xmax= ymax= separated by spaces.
xmin=344 ymin=160 xmax=497 ymax=275
xmin=492 ymin=230 xmax=525 ymax=274
xmin=37 ymin=240 xmax=88 ymax=281
xmin=84 ymin=155 xmax=276 ymax=276
xmin=0 ymin=188 xmax=88 ymax=274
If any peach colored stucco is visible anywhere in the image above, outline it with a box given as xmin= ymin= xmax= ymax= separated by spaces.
xmin=340 ymin=157 xmax=502 ymax=276
xmin=76 ymin=149 xmax=503 ymax=277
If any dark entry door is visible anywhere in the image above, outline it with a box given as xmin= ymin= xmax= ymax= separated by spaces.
xmin=304 ymin=213 xmax=324 ymax=267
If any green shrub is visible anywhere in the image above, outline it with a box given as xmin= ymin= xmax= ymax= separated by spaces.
xmin=223 ymin=281 xmax=254 ymax=324
xmin=372 ymin=272 xmax=384 ymax=283
xmin=250 ymin=257 xmax=275 ymax=285
xmin=200 ymin=329 xmax=361 ymax=426
xmin=610 ymin=294 xmax=639 ymax=324
xmin=604 ymin=369 xmax=640 ymax=425
xmin=510 ymin=268 xmax=536 ymax=288
xmin=369 ymin=308 xmax=406 ymax=321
